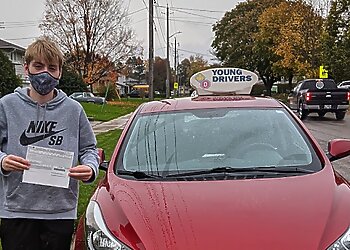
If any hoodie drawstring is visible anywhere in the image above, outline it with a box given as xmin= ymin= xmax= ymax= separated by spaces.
xmin=35 ymin=103 xmax=48 ymax=138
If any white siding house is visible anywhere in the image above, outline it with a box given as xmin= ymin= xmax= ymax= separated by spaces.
xmin=0 ymin=39 xmax=26 ymax=85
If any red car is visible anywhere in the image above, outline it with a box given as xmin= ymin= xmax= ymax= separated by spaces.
xmin=73 ymin=68 xmax=350 ymax=250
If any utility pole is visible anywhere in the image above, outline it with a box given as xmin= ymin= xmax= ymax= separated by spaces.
xmin=148 ymin=0 xmax=154 ymax=100
xmin=165 ymin=4 xmax=170 ymax=98
xmin=174 ymin=37 xmax=178 ymax=96
xmin=174 ymin=37 xmax=177 ymax=83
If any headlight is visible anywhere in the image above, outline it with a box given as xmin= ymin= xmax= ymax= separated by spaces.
xmin=328 ymin=227 xmax=350 ymax=250
xmin=85 ymin=201 xmax=132 ymax=250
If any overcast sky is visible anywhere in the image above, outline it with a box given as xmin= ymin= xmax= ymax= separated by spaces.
xmin=0 ymin=0 xmax=240 ymax=66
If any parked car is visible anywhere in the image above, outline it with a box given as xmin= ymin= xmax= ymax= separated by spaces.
xmin=288 ymin=78 xmax=349 ymax=120
xmin=127 ymin=89 xmax=148 ymax=98
xmin=73 ymin=68 xmax=350 ymax=250
xmin=69 ymin=92 xmax=106 ymax=104
xmin=338 ymin=80 xmax=350 ymax=90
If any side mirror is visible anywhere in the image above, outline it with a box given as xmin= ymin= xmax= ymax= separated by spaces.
xmin=97 ymin=148 xmax=105 ymax=164
xmin=97 ymin=148 xmax=109 ymax=171
xmin=327 ymin=139 xmax=350 ymax=162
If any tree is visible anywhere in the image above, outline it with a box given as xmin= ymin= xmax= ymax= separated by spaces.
xmin=178 ymin=58 xmax=191 ymax=88
xmin=121 ymin=56 xmax=146 ymax=82
xmin=177 ymin=55 xmax=209 ymax=88
xmin=322 ymin=0 xmax=350 ymax=82
xmin=188 ymin=55 xmax=210 ymax=77
xmin=0 ymin=50 xmax=21 ymax=97
xmin=58 ymin=65 xmax=87 ymax=96
xmin=212 ymin=0 xmax=283 ymax=95
xmin=40 ymin=0 xmax=139 ymax=90
xmin=256 ymin=0 xmax=323 ymax=87
xmin=153 ymin=57 xmax=167 ymax=92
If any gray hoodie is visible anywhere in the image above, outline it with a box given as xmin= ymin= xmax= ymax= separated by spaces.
xmin=0 ymin=87 xmax=99 ymax=219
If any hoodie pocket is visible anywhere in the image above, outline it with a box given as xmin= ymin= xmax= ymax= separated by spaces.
xmin=5 ymin=182 xmax=78 ymax=213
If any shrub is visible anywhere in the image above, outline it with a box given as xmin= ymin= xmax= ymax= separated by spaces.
xmin=97 ymin=83 xmax=118 ymax=101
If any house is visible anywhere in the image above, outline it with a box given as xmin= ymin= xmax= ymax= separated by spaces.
xmin=116 ymin=75 xmax=147 ymax=96
xmin=0 ymin=39 xmax=26 ymax=84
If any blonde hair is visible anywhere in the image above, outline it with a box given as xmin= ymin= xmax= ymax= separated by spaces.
xmin=25 ymin=37 xmax=64 ymax=68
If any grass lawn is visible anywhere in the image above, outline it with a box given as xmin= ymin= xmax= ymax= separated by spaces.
xmin=81 ymin=98 xmax=146 ymax=121
xmin=76 ymin=99 xmax=145 ymax=220
xmin=77 ymin=128 xmax=123 ymax=223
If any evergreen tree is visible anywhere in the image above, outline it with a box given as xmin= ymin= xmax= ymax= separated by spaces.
xmin=58 ymin=65 xmax=88 ymax=96
xmin=0 ymin=50 xmax=22 ymax=97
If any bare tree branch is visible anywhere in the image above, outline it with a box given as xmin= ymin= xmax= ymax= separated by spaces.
xmin=40 ymin=0 xmax=140 ymax=86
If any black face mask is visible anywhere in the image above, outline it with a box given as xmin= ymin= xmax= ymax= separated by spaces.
xmin=28 ymin=71 xmax=59 ymax=95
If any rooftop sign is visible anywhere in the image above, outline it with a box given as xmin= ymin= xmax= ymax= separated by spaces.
xmin=190 ymin=68 xmax=259 ymax=96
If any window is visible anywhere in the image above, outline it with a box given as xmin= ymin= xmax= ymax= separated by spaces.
xmin=117 ymin=108 xmax=321 ymax=176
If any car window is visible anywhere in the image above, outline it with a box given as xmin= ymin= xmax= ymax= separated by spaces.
xmin=294 ymin=83 xmax=302 ymax=92
xmin=301 ymin=79 xmax=337 ymax=90
xmin=117 ymin=108 xmax=321 ymax=176
xmin=86 ymin=92 xmax=95 ymax=97
xmin=72 ymin=93 xmax=83 ymax=98
xmin=340 ymin=82 xmax=350 ymax=86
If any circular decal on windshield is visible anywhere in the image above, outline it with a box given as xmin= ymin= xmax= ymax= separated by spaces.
xmin=316 ymin=80 xmax=324 ymax=89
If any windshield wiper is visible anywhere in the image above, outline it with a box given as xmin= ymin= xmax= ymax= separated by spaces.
xmin=166 ymin=166 xmax=314 ymax=178
xmin=117 ymin=170 xmax=163 ymax=179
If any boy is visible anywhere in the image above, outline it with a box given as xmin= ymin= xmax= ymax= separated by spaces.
xmin=0 ymin=37 xmax=99 ymax=249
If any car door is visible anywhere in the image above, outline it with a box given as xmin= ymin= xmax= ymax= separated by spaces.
xmin=75 ymin=92 xmax=84 ymax=102
xmin=84 ymin=92 xmax=95 ymax=103
xmin=288 ymin=83 xmax=302 ymax=110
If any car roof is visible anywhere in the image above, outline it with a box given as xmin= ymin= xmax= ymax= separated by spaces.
xmin=138 ymin=96 xmax=283 ymax=114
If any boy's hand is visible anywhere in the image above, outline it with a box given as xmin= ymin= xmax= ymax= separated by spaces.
xmin=1 ymin=155 xmax=30 ymax=172
xmin=69 ymin=165 xmax=93 ymax=182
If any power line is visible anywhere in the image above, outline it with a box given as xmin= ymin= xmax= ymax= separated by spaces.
xmin=128 ymin=7 xmax=147 ymax=16
xmin=133 ymin=17 xmax=148 ymax=24
xmin=1 ymin=24 xmax=39 ymax=29
xmin=154 ymin=16 xmax=213 ymax=26
xmin=3 ymin=36 xmax=38 ymax=41
xmin=169 ymin=0 xmax=178 ymax=34
xmin=1 ymin=20 xmax=40 ymax=25
xmin=0 ymin=7 xmax=146 ymax=29
xmin=157 ymin=5 xmax=226 ymax=13
xmin=178 ymin=48 xmax=214 ymax=57
xmin=154 ymin=4 xmax=166 ymax=45
xmin=154 ymin=25 xmax=165 ymax=56
xmin=139 ymin=0 xmax=149 ymax=11
xmin=173 ymin=9 xmax=219 ymax=20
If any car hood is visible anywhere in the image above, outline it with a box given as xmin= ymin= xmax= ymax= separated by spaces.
xmin=96 ymin=166 xmax=350 ymax=250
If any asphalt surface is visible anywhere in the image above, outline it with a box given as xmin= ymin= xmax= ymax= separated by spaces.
xmin=302 ymin=111 xmax=350 ymax=180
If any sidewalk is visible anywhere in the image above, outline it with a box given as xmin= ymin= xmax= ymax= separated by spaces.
xmin=90 ymin=113 xmax=133 ymax=135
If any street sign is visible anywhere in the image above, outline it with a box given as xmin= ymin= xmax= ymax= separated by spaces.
xmin=319 ymin=66 xmax=328 ymax=78
xmin=174 ymin=82 xmax=179 ymax=89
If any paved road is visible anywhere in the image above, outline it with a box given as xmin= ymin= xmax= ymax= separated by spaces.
xmin=303 ymin=112 xmax=350 ymax=180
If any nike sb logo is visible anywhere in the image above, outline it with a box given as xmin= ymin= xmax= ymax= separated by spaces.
xmin=20 ymin=121 xmax=66 ymax=146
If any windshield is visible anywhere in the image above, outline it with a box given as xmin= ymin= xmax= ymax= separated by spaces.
xmin=116 ymin=108 xmax=321 ymax=177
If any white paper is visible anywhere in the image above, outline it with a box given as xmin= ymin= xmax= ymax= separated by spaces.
xmin=23 ymin=145 xmax=74 ymax=188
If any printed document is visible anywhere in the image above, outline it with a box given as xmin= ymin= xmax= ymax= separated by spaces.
xmin=23 ymin=145 xmax=74 ymax=188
